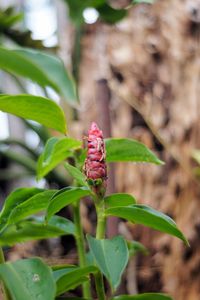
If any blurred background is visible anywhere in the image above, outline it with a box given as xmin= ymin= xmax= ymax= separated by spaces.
xmin=0 ymin=0 xmax=200 ymax=299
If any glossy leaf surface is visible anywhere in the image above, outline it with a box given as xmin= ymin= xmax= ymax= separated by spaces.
xmin=0 ymin=187 xmax=44 ymax=230
xmin=104 ymin=193 xmax=136 ymax=208
xmin=54 ymin=265 xmax=97 ymax=295
xmin=0 ymin=258 xmax=56 ymax=300
xmin=105 ymin=138 xmax=163 ymax=164
xmin=37 ymin=137 xmax=81 ymax=179
xmin=106 ymin=205 xmax=188 ymax=245
xmin=87 ymin=235 xmax=129 ymax=289
xmin=0 ymin=216 xmax=75 ymax=246
xmin=64 ymin=162 xmax=88 ymax=186
xmin=0 ymin=94 xmax=67 ymax=134
xmin=46 ymin=187 xmax=91 ymax=221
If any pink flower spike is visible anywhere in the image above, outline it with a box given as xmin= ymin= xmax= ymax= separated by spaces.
xmin=84 ymin=122 xmax=107 ymax=197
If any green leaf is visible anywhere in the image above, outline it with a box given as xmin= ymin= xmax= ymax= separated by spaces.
xmin=0 ymin=187 xmax=44 ymax=230
xmin=37 ymin=137 xmax=81 ymax=179
xmin=64 ymin=162 xmax=88 ymax=186
xmin=105 ymin=138 xmax=164 ymax=164
xmin=0 ymin=258 xmax=56 ymax=300
xmin=97 ymin=4 xmax=127 ymax=24
xmin=7 ymin=190 xmax=56 ymax=225
xmin=104 ymin=193 xmax=136 ymax=208
xmin=15 ymin=48 xmax=78 ymax=106
xmin=192 ymin=150 xmax=200 ymax=165
xmin=132 ymin=0 xmax=155 ymax=4
xmin=46 ymin=187 xmax=91 ymax=221
xmin=87 ymin=235 xmax=129 ymax=289
xmin=0 ymin=216 xmax=75 ymax=246
xmin=127 ymin=240 xmax=148 ymax=257
xmin=54 ymin=265 xmax=97 ymax=295
xmin=112 ymin=293 xmax=172 ymax=300
xmin=0 ymin=47 xmax=78 ymax=105
xmin=0 ymin=94 xmax=67 ymax=134
xmin=106 ymin=205 xmax=189 ymax=245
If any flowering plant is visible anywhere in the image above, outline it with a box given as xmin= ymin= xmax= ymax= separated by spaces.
xmin=0 ymin=94 xmax=188 ymax=300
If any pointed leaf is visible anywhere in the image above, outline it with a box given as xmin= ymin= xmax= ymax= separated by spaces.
xmin=46 ymin=187 xmax=91 ymax=221
xmin=127 ymin=240 xmax=148 ymax=257
xmin=104 ymin=193 xmax=136 ymax=208
xmin=0 ymin=187 xmax=44 ymax=230
xmin=0 ymin=94 xmax=67 ymax=134
xmin=54 ymin=265 xmax=97 ymax=295
xmin=0 ymin=216 xmax=75 ymax=246
xmin=106 ymin=205 xmax=188 ymax=245
xmin=132 ymin=0 xmax=155 ymax=4
xmin=87 ymin=235 xmax=129 ymax=289
xmin=7 ymin=190 xmax=57 ymax=225
xmin=0 ymin=258 xmax=56 ymax=300
xmin=0 ymin=47 xmax=78 ymax=106
xmin=14 ymin=48 xmax=78 ymax=106
xmin=37 ymin=137 xmax=81 ymax=179
xmin=64 ymin=162 xmax=88 ymax=186
xmin=105 ymin=138 xmax=163 ymax=164
xmin=112 ymin=293 xmax=172 ymax=300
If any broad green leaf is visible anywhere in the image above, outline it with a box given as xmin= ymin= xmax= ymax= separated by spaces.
xmin=37 ymin=137 xmax=81 ymax=179
xmin=112 ymin=293 xmax=172 ymax=300
xmin=97 ymin=3 xmax=127 ymax=24
xmin=0 ymin=47 xmax=78 ymax=105
xmin=0 ymin=94 xmax=67 ymax=134
xmin=104 ymin=193 xmax=136 ymax=208
xmin=0 ymin=216 xmax=75 ymax=246
xmin=106 ymin=205 xmax=189 ymax=245
xmin=0 ymin=187 xmax=44 ymax=230
xmin=127 ymin=240 xmax=148 ymax=257
xmin=87 ymin=235 xmax=129 ymax=289
xmin=7 ymin=190 xmax=57 ymax=225
xmin=105 ymin=138 xmax=163 ymax=164
xmin=15 ymin=48 xmax=78 ymax=105
xmin=46 ymin=187 xmax=91 ymax=221
xmin=55 ymin=265 xmax=97 ymax=295
xmin=132 ymin=0 xmax=155 ymax=4
xmin=0 ymin=258 xmax=56 ymax=300
xmin=64 ymin=162 xmax=88 ymax=186
xmin=52 ymin=265 xmax=77 ymax=281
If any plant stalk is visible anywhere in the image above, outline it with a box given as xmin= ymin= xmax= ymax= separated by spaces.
xmin=94 ymin=200 xmax=106 ymax=300
xmin=0 ymin=247 xmax=10 ymax=300
xmin=73 ymin=201 xmax=91 ymax=299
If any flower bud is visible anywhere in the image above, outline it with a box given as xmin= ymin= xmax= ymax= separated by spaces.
xmin=84 ymin=122 xmax=107 ymax=197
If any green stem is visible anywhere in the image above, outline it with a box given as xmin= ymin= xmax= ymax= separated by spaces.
xmin=0 ymin=247 xmax=10 ymax=300
xmin=95 ymin=200 xmax=106 ymax=300
xmin=73 ymin=201 xmax=91 ymax=299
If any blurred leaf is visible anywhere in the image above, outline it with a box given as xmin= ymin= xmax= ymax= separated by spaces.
xmin=132 ymin=0 xmax=155 ymax=4
xmin=37 ymin=137 xmax=81 ymax=180
xmin=54 ymin=265 xmax=97 ymax=295
xmin=0 ymin=258 xmax=56 ymax=300
xmin=0 ymin=47 xmax=77 ymax=105
xmin=105 ymin=138 xmax=164 ymax=164
xmin=127 ymin=240 xmax=148 ymax=257
xmin=15 ymin=48 xmax=78 ymax=106
xmin=7 ymin=190 xmax=57 ymax=225
xmin=104 ymin=193 xmax=136 ymax=208
xmin=192 ymin=150 xmax=200 ymax=165
xmin=0 ymin=7 xmax=23 ymax=28
xmin=0 ymin=187 xmax=44 ymax=230
xmin=112 ymin=294 xmax=172 ymax=300
xmin=97 ymin=4 xmax=127 ymax=24
xmin=87 ymin=235 xmax=129 ymax=290
xmin=64 ymin=162 xmax=88 ymax=186
xmin=106 ymin=205 xmax=189 ymax=245
xmin=0 ymin=216 xmax=75 ymax=246
xmin=0 ymin=94 xmax=67 ymax=134
xmin=46 ymin=187 xmax=91 ymax=221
